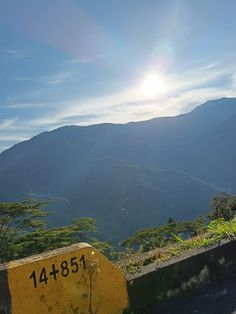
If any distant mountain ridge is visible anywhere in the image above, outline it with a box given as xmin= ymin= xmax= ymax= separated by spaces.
xmin=0 ymin=97 xmax=236 ymax=241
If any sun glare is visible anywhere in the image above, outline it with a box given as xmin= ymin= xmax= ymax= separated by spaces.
xmin=139 ymin=73 xmax=166 ymax=98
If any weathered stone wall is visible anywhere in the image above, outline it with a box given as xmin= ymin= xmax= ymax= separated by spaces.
xmin=125 ymin=238 xmax=236 ymax=313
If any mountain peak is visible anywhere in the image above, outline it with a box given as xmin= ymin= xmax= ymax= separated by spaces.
xmin=0 ymin=97 xmax=236 ymax=240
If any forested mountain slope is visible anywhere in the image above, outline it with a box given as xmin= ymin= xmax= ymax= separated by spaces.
xmin=0 ymin=97 xmax=235 ymax=240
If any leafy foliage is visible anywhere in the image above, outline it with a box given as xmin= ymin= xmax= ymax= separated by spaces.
xmin=117 ymin=193 xmax=236 ymax=274
xmin=208 ymin=193 xmax=236 ymax=221
xmin=120 ymin=216 xmax=207 ymax=253
xmin=0 ymin=200 xmax=111 ymax=263
xmin=171 ymin=233 xmax=215 ymax=250
xmin=121 ymin=192 xmax=236 ymax=255
xmin=208 ymin=217 xmax=236 ymax=239
xmin=119 ymin=215 xmax=236 ymax=275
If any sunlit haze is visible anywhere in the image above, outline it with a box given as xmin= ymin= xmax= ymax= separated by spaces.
xmin=1 ymin=0 xmax=236 ymax=152
xmin=139 ymin=73 xmax=166 ymax=98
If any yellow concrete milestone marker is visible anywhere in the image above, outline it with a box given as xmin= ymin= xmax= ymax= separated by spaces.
xmin=0 ymin=243 xmax=129 ymax=314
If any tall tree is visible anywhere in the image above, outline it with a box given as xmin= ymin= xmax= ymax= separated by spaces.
xmin=0 ymin=199 xmax=110 ymax=263
xmin=208 ymin=193 xmax=236 ymax=221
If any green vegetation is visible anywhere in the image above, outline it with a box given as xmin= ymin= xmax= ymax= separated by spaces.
xmin=0 ymin=199 xmax=111 ymax=263
xmin=1 ymin=192 xmax=236 ymax=270
xmin=118 ymin=217 xmax=236 ymax=275
xmin=208 ymin=192 xmax=236 ymax=221
xmin=118 ymin=193 xmax=236 ymax=275
xmin=120 ymin=216 xmax=207 ymax=253
xmin=208 ymin=218 xmax=236 ymax=239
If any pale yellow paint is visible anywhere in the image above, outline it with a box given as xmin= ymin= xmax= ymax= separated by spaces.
xmin=7 ymin=243 xmax=129 ymax=314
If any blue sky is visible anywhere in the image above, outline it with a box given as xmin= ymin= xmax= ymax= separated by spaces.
xmin=1 ymin=0 xmax=236 ymax=152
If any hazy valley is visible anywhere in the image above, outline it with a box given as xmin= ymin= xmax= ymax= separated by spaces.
xmin=0 ymin=97 xmax=236 ymax=241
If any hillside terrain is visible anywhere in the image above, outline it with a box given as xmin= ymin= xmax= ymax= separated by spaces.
xmin=0 ymin=97 xmax=235 ymax=241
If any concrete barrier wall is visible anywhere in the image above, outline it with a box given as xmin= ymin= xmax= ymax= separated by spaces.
xmin=0 ymin=243 xmax=129 ymax=314
xmin=0 ymin=265 xmax=11 ymax=314
xmin=125 ymin=238 xmax=236 ymax=313
xmin=1 ymin=239 xmax=236 ymax=313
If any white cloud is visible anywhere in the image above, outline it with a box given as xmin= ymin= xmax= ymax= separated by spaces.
xmin=13 ymin=77 xmax=34 ymax=81
xmin=67 ymin=55 xmax=100 ymax=64
xmin=231 ymin=72 xmax=236 ymax=88
xmin=39 ymin=69 xmax=76 ymax=85
xmin=26 ymin=58 xmax=236 ymax=128
xmin=0 ymin=134 xmax=28 ymax=142
xmin=0 ymin=118 xmax=18 ymax=130
xmin=5 ymin=103 xmax=39 ymax=109
xmin=1 ymin=58 xmax=236 ymax=153
xmin=0 ymin=145 xmax=10 ymax=152
xmin=166 ymin=87 xmax=236 ymax=115
xmin=0 ymin=119 xmax=35 ymax=152
xmin=3 ymin=49 xmax=31 ymax=59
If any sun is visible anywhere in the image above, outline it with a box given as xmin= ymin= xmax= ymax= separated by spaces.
xmin=139 ymin=73 xmax=166 ymax=97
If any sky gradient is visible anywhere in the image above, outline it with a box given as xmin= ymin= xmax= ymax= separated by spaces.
xmin=1 ymin=0 xmax=236 ymax=152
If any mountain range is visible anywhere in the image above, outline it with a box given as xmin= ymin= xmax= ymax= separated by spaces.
xmin=0 ymin=97 xmax=236 ymax=241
